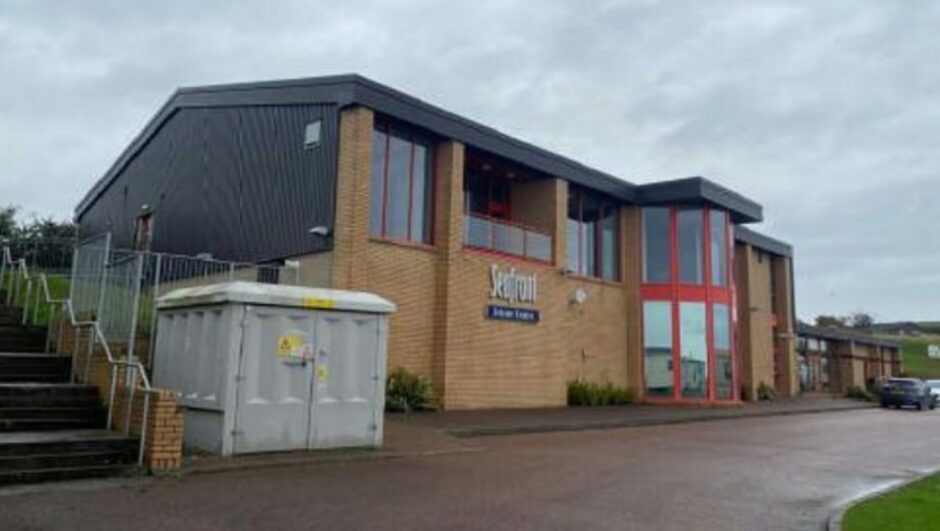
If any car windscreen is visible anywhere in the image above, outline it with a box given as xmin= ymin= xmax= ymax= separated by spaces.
xmin=886 ymin=380 xmax=918 ymax=389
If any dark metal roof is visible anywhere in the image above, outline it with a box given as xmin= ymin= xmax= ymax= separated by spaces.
xmin=637 ymin=177 xmax=762 ymax=223
xmin=796 ymin=322 xmax=902 ymax=349
xmin=734 ymin=225 xmax=793 ymax=257
xmin=77 ymin=74 xmax=765 ymax=221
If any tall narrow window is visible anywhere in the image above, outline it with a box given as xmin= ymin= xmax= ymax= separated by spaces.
xmin=567 ymin=187 xmax=619 ymax=280
xmin=714 ymin=304 xmax=732 ymax=399
xmin=642 ymin=207 xmax=670 ymax=283
xmin=644 ymin=301 xmax=673 ymax=398
xmin=709 ymin=210 xmax=727 ymax=286
xmin=678 ymin=208 xmax=704 ymax=284
xmin=679 ymin=302 xmax=708 ymax=398
xmin=369 ymin=124 xmax=433 ymax=244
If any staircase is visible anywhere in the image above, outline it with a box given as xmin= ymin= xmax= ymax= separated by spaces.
xmin=0 ymin=293 xmax=139 ymax=485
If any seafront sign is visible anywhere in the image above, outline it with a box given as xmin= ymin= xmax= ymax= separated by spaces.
xmin=489 ymin=264 xmax=537 ymax=304
xmin=487 ymin=265 xmax=539 ymax=324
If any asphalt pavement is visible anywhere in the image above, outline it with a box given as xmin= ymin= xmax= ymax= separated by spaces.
xmin=1 ymin=407 xmax=939 ymax=530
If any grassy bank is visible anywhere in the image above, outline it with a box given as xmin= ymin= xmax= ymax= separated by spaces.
xmin=894 ymin=336 xmax=940 ymax=379
xmin=842 ymin=472 xmax=940 ymax=530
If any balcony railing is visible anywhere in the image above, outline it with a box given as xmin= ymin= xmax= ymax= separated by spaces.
xmin=463 ymin=213 xmax=552 ymax=262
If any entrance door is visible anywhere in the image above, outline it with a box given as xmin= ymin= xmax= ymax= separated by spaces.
xmin=309 ymin=312 xmax=380 ymax=449
xmin=233 ymin=306 xmax=316 ymax=454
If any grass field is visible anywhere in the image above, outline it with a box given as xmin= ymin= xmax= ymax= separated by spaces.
xmin=843 ymin=473 xmax=940 ymax=530
xmin=894 ymin=336 xmax=940 ymax=379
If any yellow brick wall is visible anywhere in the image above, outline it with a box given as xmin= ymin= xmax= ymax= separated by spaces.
xmin=57 ymin=320 xmax=184 ymax=471
xmin=735 ymin=243 xmax=775 ymax=400
xmin=327 ymin=106 xmax=637 ymax=409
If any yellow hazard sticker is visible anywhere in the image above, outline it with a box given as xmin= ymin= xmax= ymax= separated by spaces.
xmin=277 ymin=334 xmax=305 ymax=358
xmin=302 ymin=297 xmax=336 ymax=309
xmin=316 ymin=364 xmax=328 ymax=382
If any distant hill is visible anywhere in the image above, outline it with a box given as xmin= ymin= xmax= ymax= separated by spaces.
xmin=870 ymin=321 xmax=940 ymax=336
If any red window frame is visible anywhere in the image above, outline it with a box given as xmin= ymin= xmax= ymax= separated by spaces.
xmin=640 ymin=206 xmax=737 ymax=404
xmin=372 ymin=123 xmax=434 ymax=245
xmin=567 ymin=187 xmax=620 ymax=281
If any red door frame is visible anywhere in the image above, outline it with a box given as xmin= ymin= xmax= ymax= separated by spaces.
xmin=640 ymin=206 xmax=738 ymax=405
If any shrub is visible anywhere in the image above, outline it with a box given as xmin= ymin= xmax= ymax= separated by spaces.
xmin=567 ymin=380 xmax=635 ymax=406
xmin=845 ymin=385 xmax=875 ymax=402
xmin=385 ymin=368 xmax=437 ymax=413
xmin=757 ymin=381 xmax=776 ymax=401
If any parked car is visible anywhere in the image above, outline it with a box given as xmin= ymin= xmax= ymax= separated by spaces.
xmin=927 ymin=380 xmax=940 ymax=401
xmin=880 ymin=378 xmax=937 ymax=410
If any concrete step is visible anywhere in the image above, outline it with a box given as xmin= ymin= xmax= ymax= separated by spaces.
xmin=0 ymin=406 xmax=97 ymax=420
xmin=0 ymin=430 xmax=138 ymax=485
xmin=0 ymin=417 xmax=101 ymax=432
xmin=0 ymin=464 xmax=135 ymax=485
xmin=0 ymin=325 xmax=47 ymax=352
xmin=0 ymin=353 xmax=70 ymax=384
xmin=0 ymin=384 xmax=99 ymax=408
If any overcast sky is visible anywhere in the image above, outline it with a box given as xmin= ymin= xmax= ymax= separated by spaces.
xmin=1 ymin=1 xmax=938 ymax=321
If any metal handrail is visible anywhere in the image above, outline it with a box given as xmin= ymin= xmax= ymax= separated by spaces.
xmin=3 ymin=247 xmax=153 ymax=467
xmin=47 ymin=278 xmax=153 ymax=467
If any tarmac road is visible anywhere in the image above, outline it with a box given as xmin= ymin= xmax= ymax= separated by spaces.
xmin=2 ymin=408 xmax=939 ymax=530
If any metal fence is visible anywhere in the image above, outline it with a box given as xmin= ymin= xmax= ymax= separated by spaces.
xmin=68 ymin=236 xmax=300 ymax=370
xmin=0 ymin=236 xmax=75 ymax=275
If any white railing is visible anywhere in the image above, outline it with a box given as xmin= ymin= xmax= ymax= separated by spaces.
xmin=3 ymin=244 xmax=153 ymax=467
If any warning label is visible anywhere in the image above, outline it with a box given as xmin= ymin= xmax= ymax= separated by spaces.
xmin=277 ymin=334 xmax=305 ymax=359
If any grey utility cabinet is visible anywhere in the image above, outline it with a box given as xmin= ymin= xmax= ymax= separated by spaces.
xmin=153 ymin=281 xmax=396 ymax=456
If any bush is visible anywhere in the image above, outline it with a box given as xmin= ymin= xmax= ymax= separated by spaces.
xmin=385 ymin=368 xmax=437 ymax=413
xmin=567 ymin=380 xmax=635 ymax=406
xmin=845 ymin=385 xmax=875 ymax=402
xmin=757 ymin=381 xmax=776 ymax=401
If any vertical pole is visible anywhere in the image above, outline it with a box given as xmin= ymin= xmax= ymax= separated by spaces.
xmin=146 ymin=254 xmax=162 ymax=371
xmin=138 ymin=392 xmax=151 ymax=467
xmin=84 ymin=328 xmax=96 ymax=383
xmin=124 ymin=366 xmax=136 ymax=436
xmin=68 ymin=246 xmax=79 ymax=305
xmin=126 ymin=255 xmax=144 ymax=383
xmin=95 ymin=233 xmax=112 ymax=324
xmin=107 ymin=364 xmax=117 ymax=430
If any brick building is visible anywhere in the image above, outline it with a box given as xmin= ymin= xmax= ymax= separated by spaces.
xmin=76 ymin=75 xmax=800 ymax=409
xmin=796 ymin=323 xmax=902 ymax=394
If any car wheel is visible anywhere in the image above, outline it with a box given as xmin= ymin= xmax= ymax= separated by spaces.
xmin=881 ymin=402 xmax=889 ymax=408
xmin=918 ymin=401 xmax=924 ymax=411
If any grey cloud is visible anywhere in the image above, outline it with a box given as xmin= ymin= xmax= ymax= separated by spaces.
xmin=0 ymin=0 xmax=938 ymax=319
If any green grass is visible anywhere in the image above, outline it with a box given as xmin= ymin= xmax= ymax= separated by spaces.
xmin=843 ymin=473 xmax=940 ymax=530
xmin=893 ymin=336 xmax=940 ymax=379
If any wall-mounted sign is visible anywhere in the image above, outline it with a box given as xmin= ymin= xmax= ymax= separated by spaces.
xmin=489 ymin=265 xmax=537 ymax=304
xmin=486 ymin=305 xmax=540 ymax=324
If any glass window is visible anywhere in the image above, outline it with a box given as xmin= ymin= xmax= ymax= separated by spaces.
xmin=386 ymin=135 xmax=411 ymax=240
xmin=567 ymin=187 xmax=619 ymax=280
xmin=566 ymin=194 xmax=580 ymax=274
xmin=710 ymin=210 xmax=727 ymax=286
xmin=678 ymin=209 xmax=704 ymax=284
xmin=410 ymin=144 xmax=429 ymax=242
xmin=601 ymin=205 xmax=618 ymax=280
xmin=680 ymin=302 xmax=708 ymax=398
xmin=714 ymin=304 xmax=732 ymax=399
xmin=644 ymin=301 xmax=673 ymax=398
xmin=304 ymin=120 xmax=321 ymax=148
xmin=642 ymin=207 xmax=670 ymax=283
xmin=369 ymin=130 xmax=388 ymax=235
xmin=369 ymin=125 xmax=432 ymax=243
